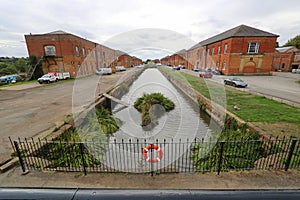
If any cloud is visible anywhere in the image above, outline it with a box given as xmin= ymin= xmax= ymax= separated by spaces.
xmin=103 ymin=28 xmax=196 ymax=60
xmin=0 ymin=0 xmax=299 ymax=57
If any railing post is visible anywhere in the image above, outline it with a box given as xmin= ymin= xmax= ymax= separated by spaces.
xmin=150 ymin=143 xmax=153 ymax=176
xmin=285 ymin=139 xmax=297 ymax=171
xmin=217 ymin=141 xmax=225 ymax=175
xmin=79 ymin=142 xmax=87 ymax=175
xmin=13 ymin=141 xmax=29 ymax=175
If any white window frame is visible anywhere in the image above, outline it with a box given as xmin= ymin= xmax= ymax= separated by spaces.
xmin=82 ymin=48 xmax=86 ymax=57
xmin=44 ymin=45 xmax=56 ymax=56
xmin=75 ymin=46 xmax=80 ymax=57
xmin=218 ymin=46 xmax=221 ymax=55
xmin=224 ymin=44 xmax=228 ymax=54
xmin=248 ymin=42 xmax=259 ymax=54
xmin=223 ymin=61 xmax=226 ymax=70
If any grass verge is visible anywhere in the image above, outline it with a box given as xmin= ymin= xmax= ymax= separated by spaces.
xmin=160 ymin=67 xmax=300 ymax=138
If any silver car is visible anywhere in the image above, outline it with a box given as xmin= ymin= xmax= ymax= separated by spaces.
xmin=224 ymin=77 xmax=248 ymax=88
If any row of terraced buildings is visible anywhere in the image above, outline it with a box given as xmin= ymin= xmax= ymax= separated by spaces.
xmin=25 ymin=31 xmax=142 ymax=78
xmin=160 ymin=24 xmax=300 ymax=75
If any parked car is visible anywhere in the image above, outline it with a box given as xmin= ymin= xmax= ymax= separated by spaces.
xmin=115 ymin=66 xmax=126 ymax=71
xmin=173 ymin=66 xmax=181 ymax=70
xmin=37 ymin=74 xmax=57 ymax=84
xmin=291 ymin=69 xmax=300 ymax=74
xmin=47 ymin=72 xmax=59 ymax=81
xmin=224 ymin=77 xmax=248 ymax=88
xmin=48 ymin=72 xmax=70 ymax=80
xmin=0 ymin=74 xmax=20 ymax=83
xmin=193 ymin=67 xmax=200 ymax=72
xmin=95 ymin=68 xmax=112 ymax=75
xmin=212 ymin=70 xmax=221 ymax=75
xmin=199 ymin=71 xmax=213 ymax=78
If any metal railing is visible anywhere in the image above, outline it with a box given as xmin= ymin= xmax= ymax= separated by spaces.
xmin=13 ymin=137 xmax=300 ymax=175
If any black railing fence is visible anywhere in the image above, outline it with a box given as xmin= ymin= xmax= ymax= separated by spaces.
xmin=13 ymin=137 xmax=300 ymax=175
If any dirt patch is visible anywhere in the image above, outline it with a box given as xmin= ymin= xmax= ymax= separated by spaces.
xmin=0 ymin=82 xmax=42 ymax=91
xmin=254 ymin=122 xmax=300 ymax=138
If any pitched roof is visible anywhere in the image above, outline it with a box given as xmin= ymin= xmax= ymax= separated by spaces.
xmin=174 ymin=49 xmax=187 ymax=55
xmin=276 ymin=46 xmax=300 ymax=52
xmin=189 ymin=24 xmax=279 ymax=50
xmin=116 ymin=50 xmax=128 ymax=56
xmin=47 ymin=30 xmax=69 ymax=35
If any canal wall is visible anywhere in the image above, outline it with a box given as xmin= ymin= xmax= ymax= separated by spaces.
xmin=159 ymin=68 xmax=271 ymax=138
xmin=159 ymin=69 xmax=227 ymax=126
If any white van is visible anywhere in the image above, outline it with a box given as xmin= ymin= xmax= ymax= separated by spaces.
xmin=96 ymin=68 xmax=112 ymax=75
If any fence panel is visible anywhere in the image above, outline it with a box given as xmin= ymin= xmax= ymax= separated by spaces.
xmin=13 ymin=137 xmax=300 ymax=175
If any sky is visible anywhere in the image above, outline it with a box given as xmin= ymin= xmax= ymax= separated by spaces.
xmin=0 ymin=0 xmax=300 ymax=60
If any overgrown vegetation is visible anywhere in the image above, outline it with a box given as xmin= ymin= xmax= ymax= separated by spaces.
xmin=134 ymin=93 xmax=175 ymax=128
xmin=192 ymin=116 xmax=279 ymax=171
xmin=31 ymin=107 xmax=120 ymax=168
xmin=0 ymin=57 xmax=30 ymax=75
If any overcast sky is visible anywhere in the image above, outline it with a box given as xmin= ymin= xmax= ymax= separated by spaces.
xmin=0 ymin=0 xmax=299 ymax=60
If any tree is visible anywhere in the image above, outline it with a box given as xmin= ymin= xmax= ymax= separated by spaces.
xmin=15 ymin=58 xmax=30 ymax=73
xmin=282 ymin=35 xmax=300 ymax=49
xmin=0 ymin=63 xmax=18 ymax=75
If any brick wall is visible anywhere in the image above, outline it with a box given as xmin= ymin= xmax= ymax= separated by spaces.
xmin=25 ymin=32 xmax=142 ymax=77
xmin=186 ymin=36 xmax=277 ymax=75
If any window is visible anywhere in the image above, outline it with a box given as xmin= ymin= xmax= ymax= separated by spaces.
xmin=218 ymin=46 xmax=221 ymax=55
xmin=88 ymin=49 xmax=91 ymax=57
xmin=212 ymin=48 xmax=214 ymax=55
xmin=77 ymin=64 xmax=81 ymax=73
xmin=207 ymin=49 xmax=210 ymax=56
xmin=224 ymin=44 xmax=228 ymax=54
xmin=223 ymin=61 xmax=226 ymax=70
xmin=281 ymin=63 xmax=285 ymax=69
xmin=75 ymin=46 xmax=80 ymax=57
xmin=248 ymin=42 xmax=259 ymax=54
xmin=82 ymin=48 xmax=86 ymax=57
xmin=44 ymin=45 xmax=56 ymax=56
xmin=84 ymin=63 xmax=87 ymax=73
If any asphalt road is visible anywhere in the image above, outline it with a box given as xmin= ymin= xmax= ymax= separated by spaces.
xmin=182 ymin=69 xmax=300 ymax=107
xmin=0 ymin=71 xmax=130 ymax=165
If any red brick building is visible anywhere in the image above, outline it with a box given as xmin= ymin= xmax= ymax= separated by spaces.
xmin=116 ymin=53 xmax=133 ymax=67
xmin=132 ymin=56 xmax=143 ymax=66
xmin=160 ymin=56 xmax=170 ymax=66
xmin=187 ymin=25 xmax=279 ymax=75
xmin=25 ymin=31 xmax=141 ymax=77
xmin=272 ymin=46 xmax=300 ymax=72
xmin=169 ymin=49 xmax=187 ymax=67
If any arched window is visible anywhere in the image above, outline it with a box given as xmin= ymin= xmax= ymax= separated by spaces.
xmin=82 ymin=48 xmax=86 ymax=57
xmin=75 ymin=46 xmax=80 ymax=57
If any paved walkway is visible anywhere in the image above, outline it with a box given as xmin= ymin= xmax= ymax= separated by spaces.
xmin=0 ymin=70 xmax=133 ymax=165
xmin=0 ymin=167 xmax=299 ymax=189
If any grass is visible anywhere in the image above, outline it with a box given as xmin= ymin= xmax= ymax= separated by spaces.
xmin=0 ymin=79 xmax=37 ymax=88
xmin=159 ymin=67 xmax=300 ymax=138
xmin=30 ymin=107 xmax=120 ymax=168
xmin=297 ymin=80 xmax=300 ymax=85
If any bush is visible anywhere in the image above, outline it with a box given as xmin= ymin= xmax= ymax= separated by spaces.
xmin=134 ymin=93 xmax=175 ymax=127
